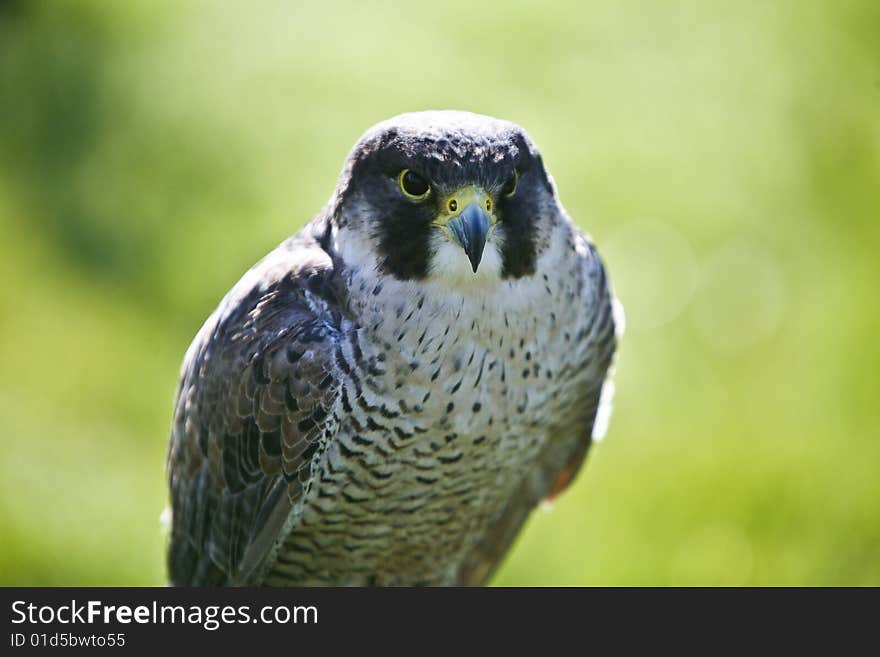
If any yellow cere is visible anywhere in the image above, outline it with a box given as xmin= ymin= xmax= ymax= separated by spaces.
xmin=433 ymin=186 xmax=497 ymax=228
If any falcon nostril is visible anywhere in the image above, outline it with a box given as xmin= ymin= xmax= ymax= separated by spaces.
xmin=448 ymin=199 xmax=458 ymax=212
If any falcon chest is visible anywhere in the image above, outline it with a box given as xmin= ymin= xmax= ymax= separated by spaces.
xmin=266 ymin=269 xmax=583 ymax=585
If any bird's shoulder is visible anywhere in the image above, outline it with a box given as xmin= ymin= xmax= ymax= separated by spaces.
xmin=167 ymin=213 xmax=349 ymax=585
xmin=540 ymin=226 xmax=621 ymax=496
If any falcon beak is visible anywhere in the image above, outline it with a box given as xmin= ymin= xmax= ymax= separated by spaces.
xmin=447 ymin=203 xmax=491 ymax=273
xmin=436 ymin=186 xmax=496 ymax=273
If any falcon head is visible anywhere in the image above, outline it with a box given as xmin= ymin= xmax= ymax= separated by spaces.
xmin=330 ymin=111 xmax=562 ymax=287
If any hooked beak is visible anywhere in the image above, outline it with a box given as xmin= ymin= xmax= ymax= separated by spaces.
xmin=446 ymin=203 xmax=491 ymax=273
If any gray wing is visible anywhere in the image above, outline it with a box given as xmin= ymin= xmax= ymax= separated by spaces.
xmin=166 ymin=223 xmax=346 ymax=585
xmin=455 ymin=234 xmax=621 ymax=585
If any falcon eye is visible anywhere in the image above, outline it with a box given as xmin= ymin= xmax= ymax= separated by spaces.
xmin=501 ymin=169 xmax=518 ymax=197
xmin=398 ymin=169 xmax=431 ymax=200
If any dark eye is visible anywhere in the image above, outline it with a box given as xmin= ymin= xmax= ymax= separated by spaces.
xmin=398 ymin=169 xmax=431 ymax=199
xmin=501 ymin=169 xmax=518 ymax=197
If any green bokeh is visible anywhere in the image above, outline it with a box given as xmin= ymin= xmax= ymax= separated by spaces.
xmin=1 ymin=0 xmax=877 ymax=585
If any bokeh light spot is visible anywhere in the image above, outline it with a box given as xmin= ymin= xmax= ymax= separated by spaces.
xmin=691 ymin=240 xmax=785 ymax=352
xmin=601 ymin=220 xmax=699 ymax=331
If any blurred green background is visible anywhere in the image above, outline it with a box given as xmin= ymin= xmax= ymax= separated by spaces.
xmin=1 ymin=0 xmax=878 ymax=586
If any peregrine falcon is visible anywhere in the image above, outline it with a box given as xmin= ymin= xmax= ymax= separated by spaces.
xmin=166 ymin=111 xmax=621 ymax=586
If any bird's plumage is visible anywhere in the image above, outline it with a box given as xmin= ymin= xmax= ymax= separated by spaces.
xmin=166 ymin=111 xmax=621 ymax=586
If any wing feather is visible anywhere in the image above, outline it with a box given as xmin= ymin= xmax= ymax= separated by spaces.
xmin=167 ymin=225 xmax=345 ymax=585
